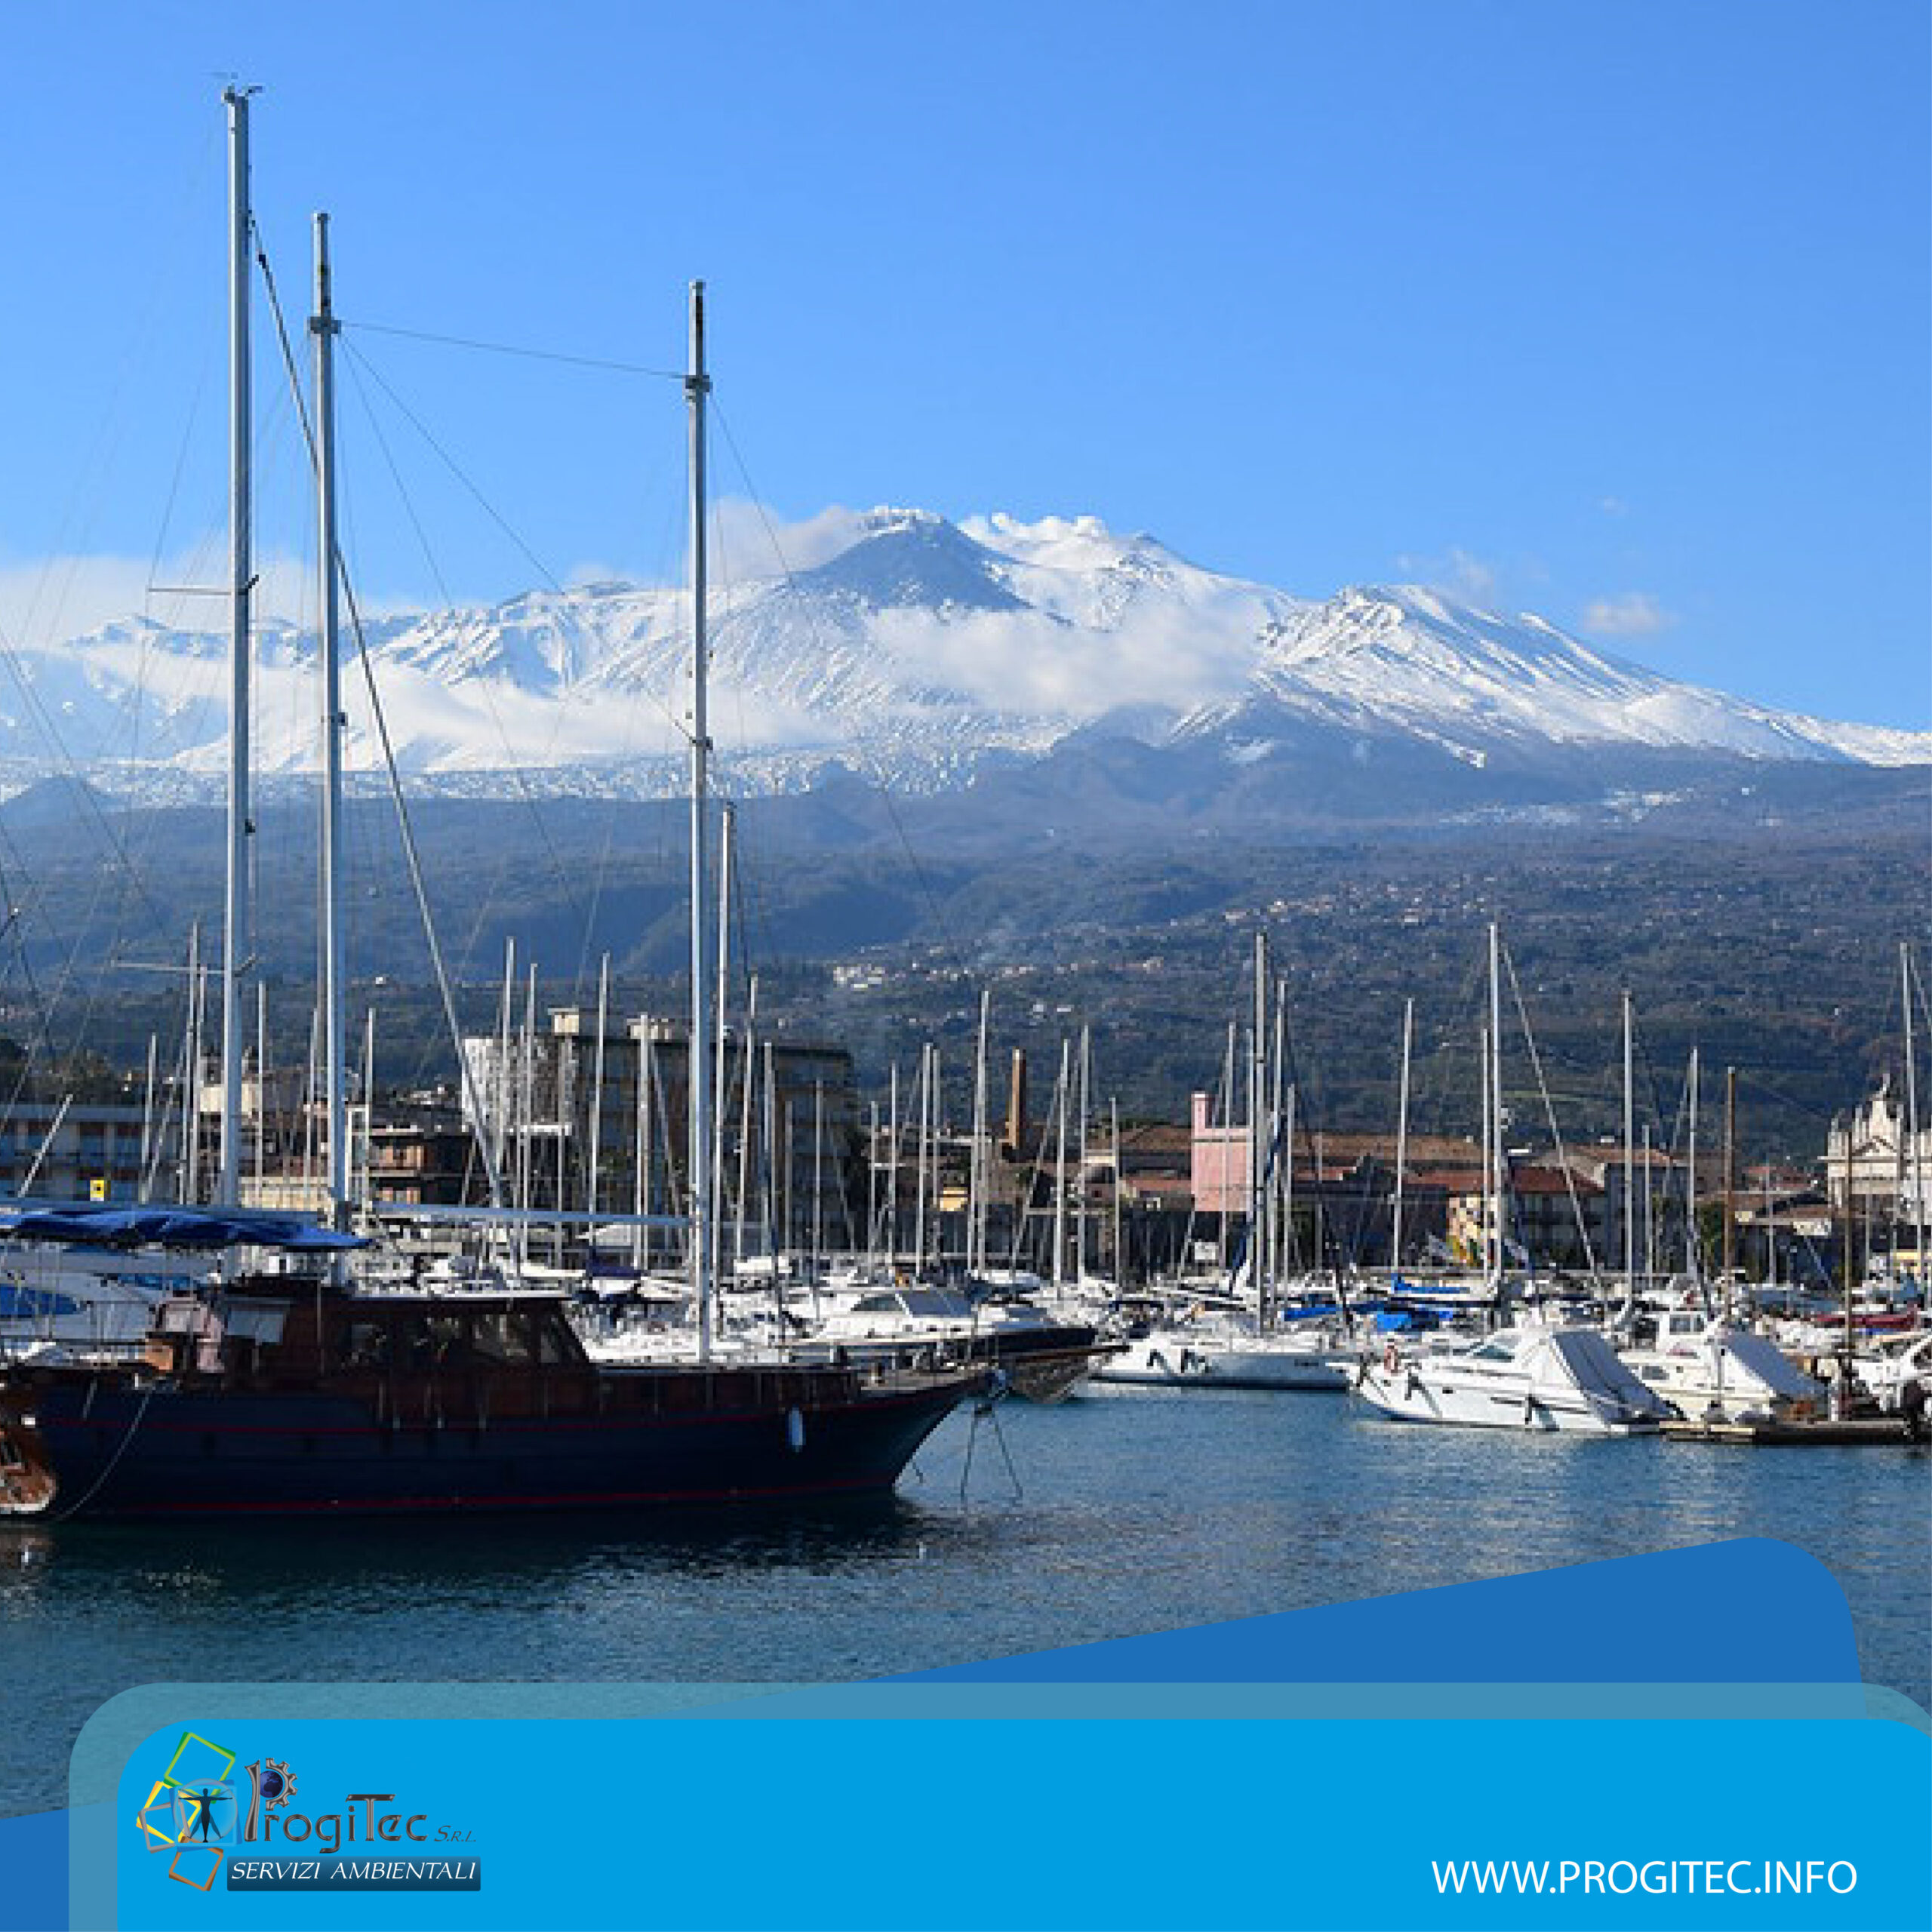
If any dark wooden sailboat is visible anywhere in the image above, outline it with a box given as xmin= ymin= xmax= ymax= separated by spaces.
xmin=0 ymin=1254 xmax=974 ymax=1520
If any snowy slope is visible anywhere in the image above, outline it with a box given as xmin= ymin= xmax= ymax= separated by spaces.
xmin=2 ymin=512 xmax=1925 ymax=798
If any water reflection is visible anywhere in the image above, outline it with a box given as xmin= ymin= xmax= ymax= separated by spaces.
xmin=2 ymin=1394 xmax=1925 ymax=1820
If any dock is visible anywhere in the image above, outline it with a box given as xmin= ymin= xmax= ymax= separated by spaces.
xmin=1662 ymin=1415 xmax=1927 ymax=1447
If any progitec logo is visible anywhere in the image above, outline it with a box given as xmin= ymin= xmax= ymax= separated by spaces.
xmin=132 ymin=1730 xmax=476 ymax=1895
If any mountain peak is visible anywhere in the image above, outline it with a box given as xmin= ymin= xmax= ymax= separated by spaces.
xmin=797 ymin=513 xmax=1024 ymax=614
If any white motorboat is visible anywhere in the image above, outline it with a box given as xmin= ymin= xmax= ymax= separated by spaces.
xmin=1093 ymin=1317 xmax=1354 ymax=1392
xmin=1619 ymin=1308 xmax=1825 ymax=1422
xmin=1354 ymin=1324 xmax=1672 ymax=1433
xmin=1855 ymin=1330 xmax=1932 ymax=1411
xmin=801 ymin=1285 xmax=1112 ymax=1403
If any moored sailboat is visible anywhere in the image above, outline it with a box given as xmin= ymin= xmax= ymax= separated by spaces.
xmin=0 ymin=97 xmax=979 ymax=1518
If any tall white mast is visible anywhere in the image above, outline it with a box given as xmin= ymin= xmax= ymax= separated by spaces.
xmin=1051 ymin=1038 xmax=1070 ymax=1289
xmin=1391 ymin=996 xmax=1413 ymax=1282
xmin=912 ymin=1046 xmax=931 ymax=1270
xmin=1686 ymin=1046 xmax=1701 ymax=1286
xmin=1075 ymin=1023 xmax=1091 ymax=1284
xmin=217 ymin=85 xmax=254 ymax=1210
xmin=885 ymin=1063 xmax=900 ymax=1266
xmin=586 ymin=953 xmax=610 ymax=1220
xmin=969 ymin=989 xmax=990 ymax=1276
xmin=1268 ymin=980 xmax=1287 ymax=1296
xmin=1622 ymin=990 xmax=1635 ymax=1304
xmin=1110 ymin=1096 xmax=1124 ymax=1286
xmin=1487 ymin=921 xmax=1504 ymax=1291
xmin=712 ymin=803 xmax=735 ymax=1279
xmin=1249 ymin=933 xmax=1267 ymax=1309
xmin=1903 ymin=943 xmax=1924 ymax=1284
xmin=685 ymin=281 xmax=713 ymax=1361
xmin=310 ymin=210 xmax=349 ymax=1233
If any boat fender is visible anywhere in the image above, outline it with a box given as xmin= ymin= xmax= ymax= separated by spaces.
xmin=1383 ymin=1340 xmax=1400 ymax=1375
xmin=786 ymin=1407 xmax=806 ymax=1454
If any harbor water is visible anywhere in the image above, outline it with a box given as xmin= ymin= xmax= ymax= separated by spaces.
xmin=2 ymin=1387 xmax=1927 ymax=1816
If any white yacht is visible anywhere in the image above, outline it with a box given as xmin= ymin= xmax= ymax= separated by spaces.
xmin=1354 ymin=1324 xmax=1672 ymax=1433
xmin=800 ymin=1285 xmax=1111 ymax=1403
xmin=1093 ymin=1315 xmax=1354 ymax=1392
xmin=1619 ymin=1307 xmax=1824 ymax=1423
xmin=1855 ymin=1330 xmax=1932 ymax=1411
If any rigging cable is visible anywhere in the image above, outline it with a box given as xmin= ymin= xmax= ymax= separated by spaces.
xmin=254 ymin=233 xmax=506 ymax=1208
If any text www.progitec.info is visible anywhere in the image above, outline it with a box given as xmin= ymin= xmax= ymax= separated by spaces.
xmin=1432 ymin=1858 xmax=1857 ymax=1898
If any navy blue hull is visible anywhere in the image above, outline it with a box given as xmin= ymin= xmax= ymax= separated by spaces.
xmin=12 ymin=1374 xmax=969 ymax=1519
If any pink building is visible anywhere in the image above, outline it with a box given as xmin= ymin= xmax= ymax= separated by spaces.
xmin=1189 ymin=1092 xmax=1251 ymax=1216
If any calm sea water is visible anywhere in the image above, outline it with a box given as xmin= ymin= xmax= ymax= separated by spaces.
xmin=2 ymin=1389 xmax=1926 ymax=1816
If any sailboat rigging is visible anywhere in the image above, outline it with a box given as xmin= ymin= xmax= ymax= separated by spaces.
xmin=0 ymin=100 xmax=981 ymax=1520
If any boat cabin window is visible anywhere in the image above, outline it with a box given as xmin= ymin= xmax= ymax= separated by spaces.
xmin=340 ymin=1320 xmax=395 ymax=1371
xmin=328 ymin=1304 xmax=574 ymax=1371
xmin=527 ymin=1309 xmax=574 ymax=1365
xmin=897 ymin=1290 xmax=966 ymax=1317
xmin=1668 ymin=1314 xmax=1703 ymax=1336
xmin=1469 ymin=1342 xmax=1516 ymax=1362
xmin=465 ymin=1309 xmax=539 ymax=1367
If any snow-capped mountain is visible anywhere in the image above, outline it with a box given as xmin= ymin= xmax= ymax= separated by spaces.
xmin=2 ymin=509 xmax=1924 ymax=803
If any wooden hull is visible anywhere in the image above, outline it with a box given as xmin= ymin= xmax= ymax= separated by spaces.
xmin=0 ymin=1364 xmax=975 ymax=1520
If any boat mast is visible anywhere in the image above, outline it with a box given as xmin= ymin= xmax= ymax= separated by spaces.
xmin=311 ymin=211 xmax=349 ymax=1236
xmin=733 ymin=973 xmax=757 ymax=1274
xmin=885 ymin=1063 xmax=899 ymax=1266
xmin=1723 ymin=1064 xmax=1738 ymax=1303
xmin=1487 ymin=921 xmax=1504 ymax=1295
xmin=586 ymin=952 xmax=610 ymax=1220
xmin=1686 ymin=1045 xmax=1700 ymax=1292
xmin=1249 ymin=933 xmax=1267 ymax=1315
xmin=1622 ymin=990 xmax=1635 ymax=1306
xmin=1904 ymin=943 xmax=1925 ymax=1289
xmin=1391 ymin=995 xmax=1413 ymax=1284
xmin=712 ymin=803 xmax=735 ymax=1278
xmin=685 ymin=280 xmax=714 ymax=1361
xmin=1268 ymin=980 xmax=1287 ymax=1291
xmin=217 ymin=85 xmax=254 ymax=1210
xmin=1111 ymin=1096 xmax=1124 ymax=1286
xmin=1076 ymin=1024 xmax=1091 ymax=1284
xmin=968 ymin=989 xmax=990 ymax=1276
xmin=1051 ymin=1038 xmax=1070 ymax=1290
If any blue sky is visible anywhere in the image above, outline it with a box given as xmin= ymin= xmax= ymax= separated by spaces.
xmin=2 ymin=0 xmax=1926 ymax=728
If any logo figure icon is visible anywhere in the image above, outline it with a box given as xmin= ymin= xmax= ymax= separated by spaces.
xmin=172 ymin=1781 xmax=235 ymax=1844
xmin=131 ymin=1730 xmax=239 ymax=1892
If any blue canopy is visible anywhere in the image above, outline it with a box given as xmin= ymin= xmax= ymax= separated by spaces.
xmin=0 ymin=1204 xmax=366 ymax=1252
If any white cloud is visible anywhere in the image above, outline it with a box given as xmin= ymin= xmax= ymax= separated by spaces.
xmin=1581 ymin=591 xmax=1675 ymax=638
xmin=1394 ymin=546 xmax=1499 ymax=601
xmin=869 ymin=601 xmax=1257 ymax=720
xmin=707 ymin=500 xmax=873 ymax=581
xmin=0 ymin=548 xmax=322 ymax=650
